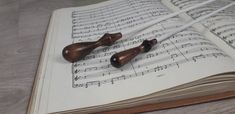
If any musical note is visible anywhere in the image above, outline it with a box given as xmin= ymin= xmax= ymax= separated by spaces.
xmin=192 ymin=54 xmax=206 ymax=62
xmin=85 ymin=81 xmax=101 ymax=88
xmin=181 ymin=43 xmax=193 ymax=48
xmin=171 ymin=53 xmax=179 ymax=61
xmin=84 ymin=67 xmax=98 ymax=72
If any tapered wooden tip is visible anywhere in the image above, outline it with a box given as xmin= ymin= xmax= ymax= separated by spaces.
xmin=99 ymin=32 xmax=122 ymax=46
xmin=110 ymin=46 xmax=141 ymax=68
xmin=62 ymin=32 xmax=122 ymax=63
xmin=62 ymin=42 xmax=96 ymax=63
xmin=110 ymin=39 xmax=157 ymax=68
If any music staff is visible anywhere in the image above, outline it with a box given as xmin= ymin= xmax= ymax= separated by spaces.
xmin=71 ymin=0 xmax=233 ymax=88
xmin=171 ymin=0 xmax=235 ymax=49
xmin=73 ymin=51 xmax=228 ymax=88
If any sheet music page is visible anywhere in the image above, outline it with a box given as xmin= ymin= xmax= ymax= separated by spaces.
xmin=162 ymin=0 xmax=235 ymax=59
xmin=41 ymin=0 xmax=235 ymax=113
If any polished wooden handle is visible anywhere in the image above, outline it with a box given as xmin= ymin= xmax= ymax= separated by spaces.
xmin=110 ymin=39 xmax=157 ymax=68
xmin=62 ymin=32 xmax=122 ymax=63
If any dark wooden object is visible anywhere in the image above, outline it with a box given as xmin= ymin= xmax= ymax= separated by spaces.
xmin=62 ymin=32 xmax=122 ymax=62
xmin=110 ymin=39 xmax=157 ymax=68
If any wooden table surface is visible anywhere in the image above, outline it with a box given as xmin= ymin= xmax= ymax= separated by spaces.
xmin=0 ymin=0 xmax=235 ymax=114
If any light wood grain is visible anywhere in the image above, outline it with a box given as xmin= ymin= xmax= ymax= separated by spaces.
xmin=0 ymin=0 xmax=235 ymax=114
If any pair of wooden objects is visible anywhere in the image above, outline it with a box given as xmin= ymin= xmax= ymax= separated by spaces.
xmin=62 ymin=0 xmax=235 ymax=68
xmin=62 ymin=32 xmax=156 ymax=68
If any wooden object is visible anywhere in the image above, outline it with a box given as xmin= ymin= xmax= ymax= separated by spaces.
xmin=62 ymin=32 xmax=122 ymax=62
xmin=110 ymin=39 xmax=157 ymax=68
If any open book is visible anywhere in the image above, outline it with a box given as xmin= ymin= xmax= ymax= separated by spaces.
xmin=28 ymin=0 xmax=235 ymax=113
